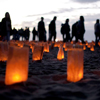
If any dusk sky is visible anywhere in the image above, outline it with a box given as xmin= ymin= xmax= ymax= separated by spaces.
xmin=0 ymin=0 xmax=100 ymax=42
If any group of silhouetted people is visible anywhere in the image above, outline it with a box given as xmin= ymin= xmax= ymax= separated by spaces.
xmin=0 ymin=12 xmax=100 ymax=45
xmin=35 ymin=16 xmax=57 ymax=42
xmin=12 ymin=27 xmax=30 ymax=41
xmin=94 ymin=19 xmax=100 ymax=45
xmin=0 ymin=12 xmax=30 ymax=41
xmin=34 ymin=15 xmax=86 ymax=43
xmin=61 ymin=16 xmax=86 ymax=43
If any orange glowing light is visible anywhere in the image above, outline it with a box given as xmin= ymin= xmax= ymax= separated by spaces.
xmin=5 ymin=46 xmax=29 ymax=85
xmin=43 ymin=42 xmax=49 ymax=52
xmin=54 ymin=42 xmax=60 ymax=47
xmin=71 ymin=41 xmax=73 ymax=44
xmin=98 ymin=42 xmax=100 ymax=46
xmin=83 ymin=45 xmax=86 ymax=50
xmin=64 ymin=43 xmax=73 ymax=51
xmin=87 ymin=44 xmax=91 ymax=48
xmin=90 ymin=46 xmax=94 ymax=51
xmin=57 ymin=44 xmax=64 ymax=60
xmin=0 ymin=42 xmax=9 ymax=61
xmin=67 ymin=48 xmax=84 ymax=82
xmin=12 ymin=73 xmax=22 ymax=82
xmin=32 ymin=45 xmax=44 ymax=61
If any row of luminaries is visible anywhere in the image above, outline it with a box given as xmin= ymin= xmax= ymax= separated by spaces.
xmin=0 ymin=40 xmax=98 ymax=85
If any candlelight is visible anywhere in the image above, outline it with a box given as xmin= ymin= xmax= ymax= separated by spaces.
xmin=57 ymin=44 xmax=64 ymax=60
xmin=67 ymin=47 xmax=84 ymax=82
xmin=5 ymin=46 xmax=29 ymax=85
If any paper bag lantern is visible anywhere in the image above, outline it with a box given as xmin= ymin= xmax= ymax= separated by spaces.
xmin=90 ymin=45 xmax=94 ymax=51
xmin=83 ymin=44 xmax=86 ymax=50
xmin=85 ymin=41 xmax=88 ymax=46
xmin=17 ymin=41 xmax=24 ymax=47
xmin=57 ymin=44 xmax=64 ymax=60
xmin=63 ymin=43 xmax=66 ymax=48
xmin=71 ymin=41 xmax=73 ymax=44
xmin=5 ymin=46 xmax=29 ymax=85
xmin=0 ymin=42 xmax=9 ymax=61
xmin=98 ymin=42 xmax=100 ymax=46
xmin=67 ymin=47 xmax=84 ymax=82
xmin=32 ymin=45 xmax=44 ymax=61
xmin=64 ymin=43 xmax=73 ymax=51
xmin=91 ymin=41 xmax=95 ymax=46
xmin=87 ymin=43 xmax=91 ymax=48
xmin=43 ymin=42 xmax=49 ymax=52
xmin=54 ymin=42 xmax=60 ymax=47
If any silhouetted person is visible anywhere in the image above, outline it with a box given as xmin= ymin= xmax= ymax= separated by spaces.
xmin=18 ymin=28 xmax=24 ymax=41
xmin=1 ymin=12 xmax=12 ymax=41
xmin=25 ymin=27 xmax=30 ymax=41
xmin=76 ymin=16 xmax=85 ymax=43
xmin=63 ymin=19 xmax=70 ymax=42
xmin=94 ymin=19 xmax=100 ymax=45
xmin=60 ymin=23 xmax=65 ymax=42
xmin=71 ymin=21 xmax=78 ymax=41
xmin=38 ymin=17 xmax=46 ymax=42
xmin=32 ymin=27 xmax=38 ymax=41
xmin=12 ymin=27 xmax=18 ymax=40
xmin=48 ymin=16 xmax=57 ymax=42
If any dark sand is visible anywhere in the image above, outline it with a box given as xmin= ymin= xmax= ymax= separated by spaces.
xmin=0 ymin=44 xmax=100 ymax=100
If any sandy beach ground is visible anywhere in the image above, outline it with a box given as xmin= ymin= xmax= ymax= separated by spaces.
xmin=0 ymin=42 xmax=100 ymax=100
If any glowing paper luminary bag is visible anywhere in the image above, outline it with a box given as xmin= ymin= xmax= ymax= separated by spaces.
xmin=0 ymin=42 xmax=9 ymax=61
xmin=90 ymin=45 xmax=94 ymax=51
xmin=43 ymin=42 xmax=49 ymax=53
xmin=57 ymin=44 xmax=64 ymax=60
xmin=87 ymin=43 xmax=91 ymax=48
xmin=54 ymin=41 xmax=61 ymax=47
xmin=98 ymin=42 xmax=100 ymax=46
xmin=67 ymin=45 xmax=84 ymax=82
xmin=64 ymin=43 xmax=73 ymax=51
xmin=5 ymin=46 xmax=29 ymax=85
xmin=32 ymin=45 xmax=44 ymax=61
xmin=83 ymin=44 xmax=86 ymax=50
xmin=17 ymin=41 xmax=24 ymax=47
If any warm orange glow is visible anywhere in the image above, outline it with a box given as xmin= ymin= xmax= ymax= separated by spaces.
xmin=79 ymin=72 xmax=83 ymax=78
xmin=64 ymin=48 xmax=67 ymax=51
xmin=83 ymin=45 xmax=86 ymax=50
xmin=67 ymin=48 xmax=84 ymax=82
xmin=98 ymin=42 xmax=100 ymax=46
xmin=91 ymin=41 xmax=95 ymax=46
xmin=32 ymin=45 xmax=44 ymax=61
xmin=63 ymin=43 xmax=66 ymax=48
xmin=90 ymin=46 xmax=94 ymax=51
xmin=18 ymin=44 xmax=23 ymax=47
xmin=0 ymin=42 xmax=9 ymax=61
xmin=5 ymin=46 xmax=29 ymax=85
xmin=54 ymin=42 xmax=61 ymax=47
xmin=71 ymin=41 xmax=73 ymax=44
xmin=85 ymin=41 xmax=88 ymax=46
xmin=64 ymin=43 xmax=73 ymax=51
xmin=87 ymin=44 xmax=91 ymax=48
xmin=12 ymin=73 xmax=22 ymax=82
xmin=80 ymin=42 xmax=82 ymax=45
xmin=57 ymin=44 xmax=64 ymax=60
xmin=43 ymin=42 xmax=49 ymax=52
xmin=16 ymin=41 xmax=24 ymax=47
